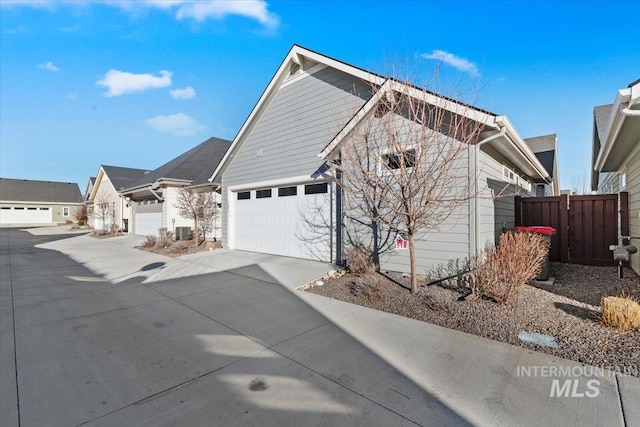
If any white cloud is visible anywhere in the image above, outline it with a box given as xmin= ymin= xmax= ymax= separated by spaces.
xmin=146 ymin=113 xmax=205 ymax=136
xmin=96 ymin=69 xmax=172 ymax=97
xmin=175 ymin=0 xmax=278 ymax=29
xmin=3 ymin=1 xmax=279 ymax=29
xmin=170 ymin=86 xmax=196 ymax=100
xmin=38 ymin=61 xmax=59 ymax=72
xmin=421 ymin=50 xmax=480 ymax=77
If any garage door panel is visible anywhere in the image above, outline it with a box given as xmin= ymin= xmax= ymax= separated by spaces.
xmin=0 ymin=207 xmax=53 ymax=225
xmin=232 ymin=183 xmax=332 ymax=261
xmin=134 ymin=203 xmax=163 ymax=236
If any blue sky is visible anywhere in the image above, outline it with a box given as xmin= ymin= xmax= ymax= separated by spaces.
xmin=1 ymin=0 xmax=638 ymax=192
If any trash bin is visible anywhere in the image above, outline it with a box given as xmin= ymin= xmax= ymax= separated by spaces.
xmin=513 ymin=226 xmax=556 ymax=281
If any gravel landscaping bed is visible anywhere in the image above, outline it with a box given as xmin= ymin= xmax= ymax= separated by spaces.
xmin=306 ymin=263 xmax=640 ymax=377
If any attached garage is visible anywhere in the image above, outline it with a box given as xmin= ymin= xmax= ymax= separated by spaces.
xmin=133 ymin=201 xmax=163 ymax=236
xmin=230 ymin=182 xmax=333 ymax=261
xmin=0 ymin=206 xmax=53 ymax=225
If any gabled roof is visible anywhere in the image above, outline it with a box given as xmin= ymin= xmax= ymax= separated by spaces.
xmin=320 ymin=78 xmax=499 ymax=159
xmin=524 ymin=134 xmax=557 ymax=178
xmin=0 ymin=178 xmax=83 ymax=203
xmin=208 ymin=44 xmax=385 ymax=182
xmin=122 ymin=137 xmax=231 ymax=193
xmin=319 ymin=77 xmax=550 ymax=182
xmin=100 ymin=166 xmax=151 ymax=191
xmin=594 ymin=104 xmax=613 ymax=144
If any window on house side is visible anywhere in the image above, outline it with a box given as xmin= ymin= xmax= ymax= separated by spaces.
xmin=63 ymin=207 xmax=70 ymax=217
xmin=382 ymin=149 xmax=416 ymax=170
xmin=237 ymin=191 xmax=251 ymax=200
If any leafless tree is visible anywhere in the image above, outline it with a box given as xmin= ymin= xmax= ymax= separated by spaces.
xmin=92 ymin=190 xmax=114 ymax=232
xmin=571 ymin=171 xmax=592 ymax=195
xmin=335 ymin=78 xmax=485 ymax=294
xmin=174 ymin=187 xmax=217 ymax=247
xmin=74 ymin=203 xmax=89 ymax=225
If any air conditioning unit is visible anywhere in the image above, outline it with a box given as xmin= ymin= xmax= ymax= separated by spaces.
xmin=175 ymin=227 xmax=191 ymax=241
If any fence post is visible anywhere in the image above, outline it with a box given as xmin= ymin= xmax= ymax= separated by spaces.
xmin=514 ymin=196 xmax=522 ymax=226
xmin=560 ymin=193 xmax=569 ymax=262
xmin=620 ymin=192 xmax=629 ymax=245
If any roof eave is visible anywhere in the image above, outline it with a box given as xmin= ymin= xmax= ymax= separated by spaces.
xmin=594 ymin=84 xmax=638 ymax=171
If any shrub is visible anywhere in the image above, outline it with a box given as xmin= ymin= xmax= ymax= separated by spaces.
xmin=602 ymin=295 xmax=640 ymax=331
xmin=470 ymin=231 xmax=548 ymax=304
xmin=77 ymin=220 xmax=85 ymax=226
xmin=346 ymin=245 xmax=374 ymax=275
xmin=169 ymin=240 xmax=188 ymax=254
xmin=155 ymin=228 xmax=174 ymax=248
xmin=142 ymin=234 xmax=157 ymax=248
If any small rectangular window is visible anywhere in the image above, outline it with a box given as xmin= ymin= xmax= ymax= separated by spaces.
xmin=620 ymin=172 xmax=627 ymax=189
xmin=278 ymin=186 xmax=297 ymax=197
xmin=40 ymin=207 xmax=49 ymax=211
xmin=28 ymin=207 xmax=37 ymax=210
xmin=63 ymin=207 xmax=70 ymax=217
xmin=382 ymin=149 xmax=416 ymax=170
xmin=14 ymin=207 xmax=24 ymax=210
xmin=305 ymin=183 xmax=328 ymax=195
xmin=1 ymin=207 xmax=10 ymax=210
xmin=237 ymin=191 xmax=251 ymax=200
xmin=256 ymin=189 xmax=272 ymax=199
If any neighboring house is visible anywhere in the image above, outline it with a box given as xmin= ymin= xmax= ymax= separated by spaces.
xmin=84 ymin=176 xmax=96 ymax=202
xmin=120 ymin=137 xmax=231 ymax=238
xmin=0 ymin=178 xmax=83 ymax=226
xmin=524 ymin=134 xmax=560 ymax=196
xmin=87 ymin=165 xmax=151 ymax=232
xmin=211 ymin=45 xmax=554 ymax=273
xmin=591 ymin=79 xmax=640 ymax=274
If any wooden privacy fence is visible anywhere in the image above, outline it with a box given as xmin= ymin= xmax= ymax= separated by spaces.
xmin=515 ymin=192 xmax=629 ymax=266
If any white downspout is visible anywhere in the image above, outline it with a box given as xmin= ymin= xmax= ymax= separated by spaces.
xmin=473 ymin=126 xmax=507 ymax=257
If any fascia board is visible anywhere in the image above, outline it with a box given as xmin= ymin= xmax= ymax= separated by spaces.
xmin=319 ymin=79 xmax=500 ymax=159
xmin=594 ymin=88 xmax=631 ymax=171
xmin=88 ymin=167 xmax=106 ymax=202
xmin=319 ymin=81 xmax=389 ymax=159
xmin=1 ymin=200 xmax=83 ymax=206
xmin=498 ymin=116 xmax=551 ymax=181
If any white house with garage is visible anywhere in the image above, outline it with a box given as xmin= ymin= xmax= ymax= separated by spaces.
xmin=120 ymin=137 xmax=231 ymax=238
xmin=210 ymin=45 xmax=558 ymax=273
xmin=87 ymin=165 xmax=151 ymax=232
xmin=0 ymin=178 xmax=83 ymax=226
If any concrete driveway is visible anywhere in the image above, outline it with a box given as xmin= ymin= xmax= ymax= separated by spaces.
xmin=1 ymin=227 xmax=638 ymax=426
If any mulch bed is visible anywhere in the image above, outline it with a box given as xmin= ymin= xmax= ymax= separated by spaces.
xmin=137 ymin=240 xmax=222 ymax=257
xmin=305 ymin=263 xmax=640 ymax=377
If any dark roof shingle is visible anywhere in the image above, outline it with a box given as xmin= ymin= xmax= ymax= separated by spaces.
xmin=594 ymin=104 xmax=613 ymax=144
xmin=101 ymin=165 xmax=151 ymax=191
xmin=0 ymin=178 xmax=83 ymax=203
xmin=128 ymin=137 xmax=231 ymax=189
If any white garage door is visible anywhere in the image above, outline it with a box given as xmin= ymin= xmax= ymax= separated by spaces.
xmin=0 ymin=206 xmax=53 ymax=225
xmin=134 ymin=202 xmax=163 ymax=236
xmin=231 ymin=182 xmax=332 ymax=261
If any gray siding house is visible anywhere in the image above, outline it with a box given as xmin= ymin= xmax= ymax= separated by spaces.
xmin=210 ymin=45 xmax=555 ymax=273
xmin=591 ymin=80 xmax=640 ymax=274
xmin=0 ymin=178 xmax=83 ymax=226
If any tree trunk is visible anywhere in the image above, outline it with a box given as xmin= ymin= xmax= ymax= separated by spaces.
xmin=194 ymin=217 xmax=199 ymax=247
xmin=409 ymin=233 xmax=418 ymax=294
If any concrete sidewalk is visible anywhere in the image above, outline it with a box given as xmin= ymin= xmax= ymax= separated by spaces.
xmin=2 ymin=229 xmax=638 ymax=426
